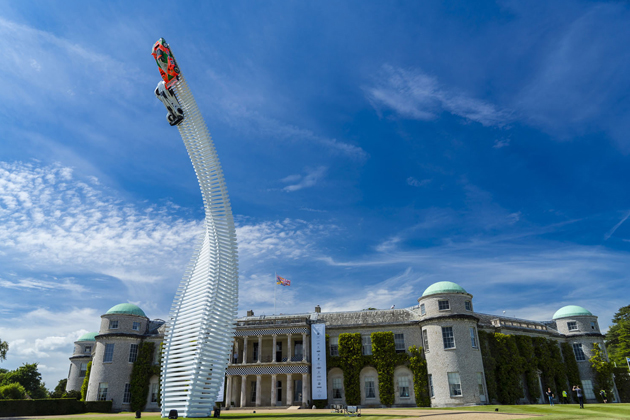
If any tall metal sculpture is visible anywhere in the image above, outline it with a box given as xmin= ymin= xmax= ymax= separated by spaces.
xmin=152 ymin=38 xmax=239 ymax=418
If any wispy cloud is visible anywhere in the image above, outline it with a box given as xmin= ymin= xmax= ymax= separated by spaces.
xmin=366 ymin=65 xmax=511 ymax=127
xmin=604 ymin=210 xmax=630 ymax=240
xmin=407 ymin=177 xmax=431 ymax=187
xmin=282 ymin=166 xmax=327 ymax=192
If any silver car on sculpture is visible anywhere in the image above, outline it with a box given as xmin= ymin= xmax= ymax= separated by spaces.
xmin=154 ymin=80 xmax=184 ymax=126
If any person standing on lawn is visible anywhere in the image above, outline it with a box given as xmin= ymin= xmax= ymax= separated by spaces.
xmin=600 ymin=389 xmax=608 ymax=403
xmin=562 ymin=390 xmax=568 ymax=404
xmin=546 ymin=388 xmax=554 ymax=406
xmin=573 ymin=385 xmax=584 ymax=408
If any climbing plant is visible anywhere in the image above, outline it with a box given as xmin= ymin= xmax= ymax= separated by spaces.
xmin=478 ymin=331 xmax=498 ymax=402
xmin=408 ymin=345 xmax=430 ymax=407
xmin=371 ymin=332 xmax=396 ymax=406
xmin=561 ymin=342 xmax=580 ymax=403
xmin=493 ymin=333 xmax=524 ymax=404
xmin=514 ymin=335 xmax=541 ymax=403
xmin=130 ymin=341 xmax=155 ymax=411
xmin=338 ymin=333 xmax=363 ymax=405
xmin=590 ymin=342 xmax=615 ymax=402
xmin=80 ymin=361 xmax=92 ymax=401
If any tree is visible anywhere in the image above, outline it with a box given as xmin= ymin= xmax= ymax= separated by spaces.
xmin=50 ymin=378 xmax=68 ymax=398
xmin=0 ymin=339 xmax=7 ymax=362
xmin=605 ymin=305 xmax=630 ymax=365
xmin=0 ymin=382 xmax=26 ymax=399
xmin=590 ymin=343 xmax=615 ymax=402
xmin=0 ymin=363 xmax=47 ymax=399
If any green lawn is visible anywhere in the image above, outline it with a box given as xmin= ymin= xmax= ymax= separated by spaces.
xmin=29 ymin=404 xmax=630 ymax=420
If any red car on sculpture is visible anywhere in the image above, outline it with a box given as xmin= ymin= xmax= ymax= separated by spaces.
xmin=152 ymin=38 xmax=180 ymax=88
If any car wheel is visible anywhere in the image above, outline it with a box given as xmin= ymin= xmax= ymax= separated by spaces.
xmin=177 ymin=108 xmax=183 ymax=114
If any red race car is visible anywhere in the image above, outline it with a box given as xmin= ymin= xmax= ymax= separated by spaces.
xmin=152 ymin=38 xmax=180 ymax=88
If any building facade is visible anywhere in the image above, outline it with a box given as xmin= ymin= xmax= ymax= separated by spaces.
xmin=68 ymin=282 xmax=616 ymax=410
xmin=66 ymin=303 xmax=165 ymax=412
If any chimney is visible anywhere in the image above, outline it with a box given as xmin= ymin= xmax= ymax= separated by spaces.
xmin=247 ymin=310 xmax=254 ymax=317
xmin=315 ymin=305 xmax=321 ymax=313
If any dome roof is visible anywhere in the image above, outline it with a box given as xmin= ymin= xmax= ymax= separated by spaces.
xmin=552 ymin=305 xmax=593 ymax=320
xmin=77 ymin=332 xmax=98 ymax=342
xmin=106 ymin=303 xmax=147 ymax=317
xmin=422 ymin=281 xmax=467 ymax=297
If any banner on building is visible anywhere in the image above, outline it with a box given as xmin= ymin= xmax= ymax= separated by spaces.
xmin=311 ymin=323 xmax=327 ymax=400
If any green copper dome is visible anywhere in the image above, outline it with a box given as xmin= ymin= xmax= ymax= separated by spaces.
xmin=552 ymin=305 xmax=593 ymax=320
xmin=77 ymin=332 xmax=98 ymax=342
xmin=106 ymin=303 xmax=147 ymax=317
xmin=422 ymin=281 xmax=467 ymax=297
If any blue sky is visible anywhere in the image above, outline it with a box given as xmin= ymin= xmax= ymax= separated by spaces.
xmin=1 ymin=0 xmax=630 ymax=387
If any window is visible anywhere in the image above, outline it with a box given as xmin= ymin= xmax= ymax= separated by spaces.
xmin=151 ymin=383 xmax=159 ymax=402
xmin=591 ymin=322 xmax=596 ymax=330
xmin=123 ymin=383 xmax=131 ymax=404
xmin=398 ymin=376 xmax=410 ymax=398
xmin=252 ymin=342 xmax=259 ymax=361
xmin=573 ymin=343 xmax=586 ymax=361
xmin=362 ymin=336 xmax=372 ymax=355
xmin=132 ymin=322 xmax=141 ymax=331
xmin=465 ymin=301 xmax=473 ymax=311
xmin=153 ymin=346 xmax=161 ymax=365
xmin=129 ymin=344 xmax=139 ymax=363
xmin=478 ymin=373 xmax=486 ymax=402
xmin=295 ymin=341 xmax=303 ymax=359
xmin=438 ymin=300 xmax=450 ymax=310
xmin=420 ymin=304 xmax=426 ymax=315
xmin=103 ymin=344 xmax=115 ymax=363
xmin=568 ymin=321 xmax=578 ymax=331
xmin=250 ymin=381 xmax=257 ymax=403
xmin=68 ymin=364 xmax=72 ymax=377
xmin=330 ymin=344 xmax=339 ymax=356
xmin=394 ymin=334 xmax=405 ymax=353
xmin=84 ymin=346 xmax=92 ymax=354
xmin=422 ymin=330 xmax=429 ymax=352
xmin=428 ymin=374 xmax=434 ymax=397
xmin=365 ymin=377 xmax=376 ymax=399
xmin=97 ymin=383 xmax=108 ymax=401
xmin=109 ymin=320 xmax=118 ymax=329
xmin=448 ymin=372 xmax=462 ymax=397
xmin=332 ymin=378 xmax=342 ymax=399
xmin=442 ymin=327 xmax=455 ymax=349
xmin=79 ymin=362 xmax=88 ymax=377
xmin=470 ymin=327 xmax=478 ymax=348
xmin=582 ymin=379 xmax=596 ymax=399
xmin=276 ymin=380 xmax=282 ymax=402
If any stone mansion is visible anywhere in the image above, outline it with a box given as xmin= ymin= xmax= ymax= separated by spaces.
xmin=67 ymin=281 xmax=616 ymax=411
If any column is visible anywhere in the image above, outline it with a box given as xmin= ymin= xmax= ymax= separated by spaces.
xmin=286 ymin=374 xmax=293 ymax=406
xmin=257 ymin=335 xmax=262 ymax=363
xmin=255 ymin=375 xmax=262 ymax=407
xmin=225 ymin=376 xmax=232 ymax=409
xmin=287 ymin=334 xmax=292 ymax=362
xmin=271 ymin=374 xmax=277 ymax=406
xmin=240 ymin=375 xmax=247 ymax=407
xmin=302 ymin=332 xmax=307 ymax=362
xmin=243 ymin=336 xmax=248 ymax=364
xmin=302 ymin=373 xmax=309 ymax=406
xmin=272 ymin=334 xmax=277 ymax=363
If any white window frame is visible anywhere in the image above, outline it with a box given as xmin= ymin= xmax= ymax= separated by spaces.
xmin=103 ymin=343 xmax=115 ymax=363
xmin=470 ymin=327 xmax=478 ymax=348
xmin=394 ymin=333 xmax=405 ymax=353
xmin=465 ymin=301 xmax=473 ymax=311
xmin=428 ymin=374 xmax=434 ymax=398
xmin=123 ymin=383 xmax=131 ymax=404
xmin=129 ymin=344 xmax=139 ymax=363
xmin=398 ymin=376 xmax=410 ymax=398
xmin=79 ymin=362 xmax=88 ymax=377
xmin=582 ymin=379 xmax=596 ymax=399
xmin=84 ymin=345 xmax=92 ymax=354
xmin=151 ymin=383 xmax=159 ymax=403
xmin=477 ymin=372 xmax=486 ymax=402
xmin=365 ymin=377 xmax=376 ymax=399
xmin=591 ymin=321 xmax=596 ymax=330
xmin=422 ymin=330 xmax=429 ymax=352
xmin=442 ymin=326 xmax=455 ymax=349
xmin=98 ymin=383 xmax=108 ymax=401
xmin=132 ymin=321 xmax=141 ymax=331
xmin=573 ymin=343 xmax=586 ymax=361
xmin=448 ymin=372 xmax=462 ymax=397
xmin=362 ymin=335 xmax=372 ymax=355
xmin=438 ymin=300 xmax=450 ymax=311
xmin=567 ymin=321 xmax=578 ymax=331
xmin=109 ymin=320 xmax=118 ymax=329
xmin=420 ymin=303 xmax=426 ymax=315
xmin=332 ymin=378 xmax=343 ymax=399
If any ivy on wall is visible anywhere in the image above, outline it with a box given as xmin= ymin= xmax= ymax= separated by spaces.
xmin=80 ymin=361 xmax=92 ymax=401
xmin=338 ymin=333 xmax=364 ymax=405
xmin=130 ymin=342 xmax=155 ymax=411
xmin=478 ymin=331 xmax=498 ymax=402
xmin=560 ymin=342 xmax=580 ymax=403
xmin=590 ymin=342 xmax=615 ymax=402
xmin=493 ymin=334 xmax=524 ymax=404
xmin=514 ymin=336 xmax=541 ymax=403
xmin=407 ymin=346 xmax=430 ymax=407
xmin=371 ymin=332 xmax=396 ymax=406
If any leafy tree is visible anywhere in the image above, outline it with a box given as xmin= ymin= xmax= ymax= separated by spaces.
xmin=50 ymin=378 xmax=68 ymax=398
xmin=0 ymin=363 xmax=47 ymax=399
xmin=0 ymin=339 xmax=7 ymax=362
xmin=605 ymin=305 xmax=630 ymax=365
xmin=0 ymin=382 xmax=26 ymax=399
xmin=590 ymin=343 xmax=615 ymax=402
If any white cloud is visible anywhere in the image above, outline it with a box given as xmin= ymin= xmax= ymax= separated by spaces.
xmin=282 ymin=166 xmax=327 ymax=192
xmin=366 ymin=65 xmax=511 ymax=127
xmin=407 ymin=177 xmax=431 ymax=187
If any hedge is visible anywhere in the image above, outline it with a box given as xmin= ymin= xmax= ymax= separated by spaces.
xmin=613 ymin=367 xmax=630 ymax=402
xmin=0 ymin=398 xmax=111 ymax=417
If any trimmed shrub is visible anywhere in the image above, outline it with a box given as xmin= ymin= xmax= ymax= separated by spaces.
xmin=80 ymin=361 xmax=91 ymax=401
xmin=0 ymin=398 xmax=111 ymax=417
xmin=0 ymin=383 xmax=26 ymax=400
xmin=338 ymin=333 xmax=363 ymax=405
xmin=312 ymin=399 xmax=328 ymax=408
xmin=130 ymin=342 xmax=155 ymax=411
xmin=613 ymin=367 xmax=630 ymax=402
xmin=371 ymin=332 xmax=396 ymax=406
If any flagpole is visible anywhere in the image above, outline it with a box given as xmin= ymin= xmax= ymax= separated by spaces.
xmin=274 ymin=271 xmax=277 ymax=315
